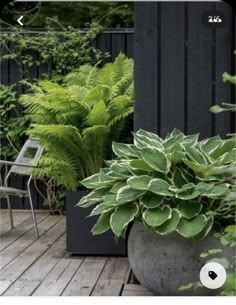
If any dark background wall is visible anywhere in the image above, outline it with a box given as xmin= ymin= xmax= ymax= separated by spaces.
xmin=134 ymin=1 xmax=235 ymax=138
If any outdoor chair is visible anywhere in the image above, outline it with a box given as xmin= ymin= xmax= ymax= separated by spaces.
xmin=0 ymin=139 xmax=43 ymax=238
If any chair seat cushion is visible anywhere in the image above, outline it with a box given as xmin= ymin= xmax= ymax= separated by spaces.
xmin=0 ymin=186 xmax=28 ymax=197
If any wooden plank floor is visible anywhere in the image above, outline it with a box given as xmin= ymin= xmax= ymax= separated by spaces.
xmin=0 ymin=210 xmax=153 ymax=296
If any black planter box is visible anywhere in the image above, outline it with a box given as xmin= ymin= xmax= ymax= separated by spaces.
xmin=66 ymin=190 xmax=127 ymax=256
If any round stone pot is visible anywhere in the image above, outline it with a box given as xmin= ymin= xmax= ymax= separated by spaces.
xmin=128 ymin=222 xmax=233 ymax=296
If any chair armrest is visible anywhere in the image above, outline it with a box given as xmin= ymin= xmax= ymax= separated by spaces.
xmin=0 ymin=160 xmax=39 ymax=168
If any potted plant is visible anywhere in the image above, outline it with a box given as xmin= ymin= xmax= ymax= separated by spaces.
xmin=78 ymin=128 xmax=235 ymax=295
xmin=20 ymin=53 xmax=134 ymax=254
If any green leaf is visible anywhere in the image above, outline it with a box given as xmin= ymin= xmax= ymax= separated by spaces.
xmin=148 ymin=178 xmax=174 ymax=196
xmin=110 ymin=162 xmax=131 ymax=177
xmin=200 ymin=136 xmax=222 ymax=154
xmin=112 ymin=142 xmax=138 ymax=158
xmin=116 ymin=186 xmax=144 ymax=204
xmin=210 ymin=140 xmax=236 ymax=159
xmin=103 ymin=194 xmax=119 ymax=206
xmin=177 ymin=214 xmax=208 ymax=238
xmin=143 ymin=206 xmax=172 ymax=227
xmin=136 ymin=129 xmax=163 ymax=143
xmin=155 ymin=209 xmax=180 ymax=234
xmin=170 ymin=150 xmax=185 ymax=164
xmin=140 ymin=147 xmax=170 ymax=173
xmin=183 ymin=134 xmax=199 ymax=146
xmin=178 ymin=201 xmax=202 ymax=219
xmin=127 ymin=175 xmax=152 ymax=190
xmin=206 ymin=184 xmax=229 ymax=198
xmin=176 ymin=183 xmax=200 ymax=200
xmin=110 ymin=204 xmax=138 ymax=237
xmin=92 ymin=212 xmax=112 ymax=235
xmin=172 ymin=167 xmax=189 ymax=188
xmin=110 ymin=181 xmax=127 ymax=193
xmin=80 ymin=173 xmax=100 ymax=189
xmin=140 ymin=192 xmax=164 ymax=208
xmin=185 ymin=146 xmax=208 ymax=164
xmin=183 ymin=159 xmax=208 ymax=173
xmin=77 ymin=187 xmax=109 ymax=207
xmin=90 ymin=203 xmax=114 ymax=216
xmin=130 ymin=159 xmax=153 ymax=171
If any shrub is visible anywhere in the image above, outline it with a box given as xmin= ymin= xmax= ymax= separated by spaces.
xmin=78 ymin=129 xmax=236 ymax=239
xmin=20 ymin=54 xmax=134 ymax=189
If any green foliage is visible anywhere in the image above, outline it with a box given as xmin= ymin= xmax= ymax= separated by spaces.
xmin=210 ymin=52 xmax=236 ymax=115
xmin=20 ymin=54 xmax=134 ymax=189
xmin=2 ymin=2 xmax=134 ymax=29
xmin=0 ymin=20 xmax=107 ymax=82
xmin=178 ymin=225 xmax=236 ymax=296
xmin=0 ymin=84 xmax=29 ymax=159
xmin=78 ymin=129 xmax=236 ymax=239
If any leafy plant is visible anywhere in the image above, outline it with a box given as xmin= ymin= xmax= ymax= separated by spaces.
xmin=0 ymin=20 xmax=107 ymax=83
xmin=210 ymin=52 xmax=236 ymax=114
xmin=78 ymin=129 xmax=236 ymax=239
xmin=0 ymin=84 xmax=29 ymax=159
xmin=20 ymin=54 xmax=134 ymax=189
xmin=178 ymin=225 xmax=236 ymax=296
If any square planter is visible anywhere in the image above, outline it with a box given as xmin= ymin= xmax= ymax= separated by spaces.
xmin=66 ymin=190 xmax=127 ymax=255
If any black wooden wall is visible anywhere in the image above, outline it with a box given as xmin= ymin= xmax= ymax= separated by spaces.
xmin=134 ymin=1 xmax=235 ymax=138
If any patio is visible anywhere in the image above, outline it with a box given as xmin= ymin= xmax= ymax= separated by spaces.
xmin=0 ymin=210 xmax=152 ymax=296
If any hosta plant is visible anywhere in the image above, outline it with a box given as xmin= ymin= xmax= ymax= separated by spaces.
xmin=78 ymin=129 xmax=236 ymax=239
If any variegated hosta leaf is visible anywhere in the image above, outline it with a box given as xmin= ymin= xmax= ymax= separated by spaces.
xmin=80 ymin=173 xmax=100 ymax=189
xmin=178 ymin=201 xmax=203 ymax=219
xmin=164 ymin=134 xmax=184 ymax=149
xmin=134 ymin=133 xmax=163 ymax=150
xmin=182 ymin=134 xmax=199 ymax=147
xmin=110 ymin=162 xmax=131 ymax=177
xmin=92 ymin=212 xmax=112 ymax=235
xmin=90 ymin=203 xmax=115 ymax=216
xmin=185 ymin=146 xmax=208 ymax=164
xmin=210 ymin=139 xmax=235 ymax=160
xmin=148 ymin=178 xmax=173 ymax=196
xmin=172 ymin=167 xmax=189 ymax=188
xmin=140 ymin=192 xmax=164 ymax=208
xmin=177 ymin=214 xmax=208 ymax=238
xmin=143 ymin=206 xmax=172 ymax=227
xmin=140 ymin=147 xmax=170 ymax=173
xmin=116 ymin=186 xmax=144 ymax=204
xmin=193 ymin=215 xmax=214 ymax=241
xmin=110 ymin=181 xmax=127 ymax=193
xmin=127 ymin=175 xmax=152 ymax=190
xmin=200 ymin=136 xmax=222 ymax=154
xmin=170 ymin=150 xmax=185 ymax=164
xmin=176 ymin=183 xmax=200 ymax=200
xmin=136 ymin=129 xmax=163 ymax=143
xmin=110 ymin=204 xmax=138 ymax=237
xmin=155 ymin=209 xmax=180 ymax=235
xmin=130 ymin=159 xmax=153 ymax=171
xmin=77 ymin=187 xmax=109 ymax=207
xmin=112 ymin=142 xmax=138 ymax=158
xmin=183 ymin=159 xmax=208 ymax=174
xmin=81 ymin=172 xmax=114 ymax=189
xmin=204 ymin=184 xmax=229 ymax=198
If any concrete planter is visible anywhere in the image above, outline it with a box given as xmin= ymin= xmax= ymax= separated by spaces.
xmin=128 ymin=222 xmax=232 ymax=296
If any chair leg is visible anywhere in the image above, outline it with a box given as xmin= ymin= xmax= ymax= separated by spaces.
xmin=6 ymin=195 xmax=14 ymax=229
xmin=27 ymin=188 xmax=39 ymax=239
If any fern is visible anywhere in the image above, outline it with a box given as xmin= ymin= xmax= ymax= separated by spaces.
xmin=20 ymin=53 xmax=134 ymax=188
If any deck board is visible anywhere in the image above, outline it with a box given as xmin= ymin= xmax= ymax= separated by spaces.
xmin=0 ymin=210 xmax=150 ymax=296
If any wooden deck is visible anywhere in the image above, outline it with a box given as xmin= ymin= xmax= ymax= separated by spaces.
xmin=0 ymin=210 xmax=153 ymax=296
